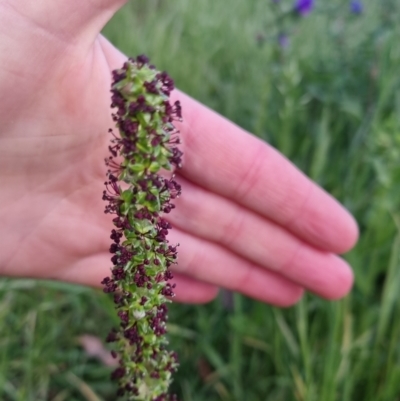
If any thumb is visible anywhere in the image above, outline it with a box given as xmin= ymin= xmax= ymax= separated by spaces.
xmin=2 ymin=0 xmax=127 ymax=46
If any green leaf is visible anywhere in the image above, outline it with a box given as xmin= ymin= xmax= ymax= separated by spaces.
xmin=148 ymin=161 xmax=161 ymax=173
xmin=121 ymin=190 xmax=133 ymax=203
xmin=128 ymin=162 xmax=146 ymax=173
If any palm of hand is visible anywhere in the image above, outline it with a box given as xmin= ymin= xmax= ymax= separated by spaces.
xmin=0 ymin=24 xmax=113 ymax=283
xmin=0 ymin=1 xmax=358 ymax=305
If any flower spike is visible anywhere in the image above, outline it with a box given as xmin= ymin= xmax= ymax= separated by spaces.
xmin=102 ymin=56 xmax=182 ymax=401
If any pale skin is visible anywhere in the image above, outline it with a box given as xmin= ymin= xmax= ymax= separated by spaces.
xmin=0 ymin=0 xmax=358 ymax=306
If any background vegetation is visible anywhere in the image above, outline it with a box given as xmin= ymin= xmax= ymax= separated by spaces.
xmin=1 ymin=0 xmax=399 ymax=400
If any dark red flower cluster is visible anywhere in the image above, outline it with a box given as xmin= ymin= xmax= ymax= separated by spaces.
xmin=102 ymin=55 xmax=182 ymax=400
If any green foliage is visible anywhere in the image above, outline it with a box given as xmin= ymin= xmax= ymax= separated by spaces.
xmin=1 ymin=0 xmax=400 ymax=400
xmin=0 ymin=280 xmax=116 ymax=400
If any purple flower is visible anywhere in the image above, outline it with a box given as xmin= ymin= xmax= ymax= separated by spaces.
xmin=294 ymin=0 xmax=314 ymax=16
xmin=350 ymin=0 xmax=363 ymax=14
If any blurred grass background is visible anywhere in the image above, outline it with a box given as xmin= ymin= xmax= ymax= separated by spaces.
xmin=1 ymin=0 xmax=400 ymax=400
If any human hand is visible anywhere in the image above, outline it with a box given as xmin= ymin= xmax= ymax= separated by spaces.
xmin=0 ymin=0 xmax=358 ymax=305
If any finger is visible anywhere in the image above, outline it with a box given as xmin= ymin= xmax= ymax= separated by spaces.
xmin=0 ymin=1 xmax=126 ymax=118
xmin=170 ymin=91 xmax=358 ymax=254
xmin=54 ymin=253 xmax=219 ymax=304
xmin=98 ymin=38 xmax=358 ymax=254
xmin=167 ymin=176 xmax=354 ymax=300
xmin=2 ymin=0 xmax=126 ymax=46
xmin=170 ymin=273 xmax=219 ymax=304
xmin=97 ymin=38 xmax=357 ymax=298
xmin=166 ymin=228 xmax=304 ymax=307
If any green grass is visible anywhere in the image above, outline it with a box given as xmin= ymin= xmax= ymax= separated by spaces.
xmin=1 ymin=0 xmax=400 ymax=400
